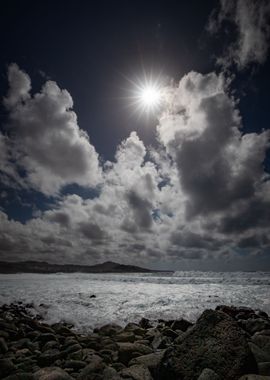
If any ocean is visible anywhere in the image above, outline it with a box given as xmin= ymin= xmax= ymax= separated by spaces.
xmin=0 ymin=271 xmax=270 ymax=332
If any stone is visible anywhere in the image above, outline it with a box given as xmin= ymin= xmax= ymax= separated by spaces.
xmin=249 ymin=342 xmax=270 ymax=363
xmin=2 ymin=373 xmax=34 ymax=380
xmin=0 ymin=337 xmax=8 ymax=353
xmin=139 ymin=318 xmax=152 ymax=329
xmin=120 ymin=364 xmax=153 ymax=380
xmin=0 ymin=358 xmax=16 ymax=378
xmin=77 ymin=355 xmax=104 ymax=379
xmin=170 ymin=319 xmax=193 ymax=332
xmin=115 ymin=332 xmax=135 ymax=343
xmin=160 ymin=309 xmax=257 ymax=380
xmin=252 ymin=335 xmax=270 ymax=356
xmin=33 ymin=367 xmax=73 ymax=380
xmin=259 ymin=363 xmax=270 ymax=376
xmin=117 ymin=342 xmax=153 ymax=365
xmin=240 ymin=319 xmax=270 ymax=335
xmin=102 ymin=366 xmax=122 ymax=380
xmin=129 ymin=350 xmax=165 ymax=377
xmin=38 ymin=349 xmax=62 ymax=366
xmin=198 ymin=368 xmax=221 ymax=380
xmin=97 ymin=324 xmax=122 ymax=337
xmin=63 ymin=360 xmax=86 ymax=369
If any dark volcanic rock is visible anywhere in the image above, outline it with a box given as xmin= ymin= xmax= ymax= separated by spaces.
xmin=33 ymin=366 xmax=73 ymax=380
xmin=159 ymin=309 xmax=257 ymax=380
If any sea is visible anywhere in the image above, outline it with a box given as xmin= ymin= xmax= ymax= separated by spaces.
xmin=0 ymin=271 xmax=270 ymax=332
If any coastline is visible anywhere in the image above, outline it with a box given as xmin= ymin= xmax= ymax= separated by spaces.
xmin=1 ymin=303 xmax=270 ymax=379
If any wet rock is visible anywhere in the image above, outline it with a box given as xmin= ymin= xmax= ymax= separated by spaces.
xmin=36 ymin=334 xmax=57 ymax=345
xmin=102 ymin=366 xmax=121 ymax=380
xmin=198 ymin=368 xmax=221 ymax=380
xmin=33 ymin=366 xmax=73 ymax=380
xmin=89 ymin=295 xmax=96 ymax=299
xmin=0 ymin=358 xmax=16 ymax=378
xmin=139 ymin=318 xmax=152 ymax=329
xmin=120 ymin=364 xmax=153 ymax=380
xmin=115 ymin=332 xmax=135 ymax=343
xmin=252 ymin=335 xmax=270 ymax=356
xmin=0 ymin=337 xmax=8 ymax=353
xmin=160 ymin=309 xmax=257 ymax=380
xmin=151 ymin=333 xmax=171 ymax=350
xmin=117 ymin=342 xmax=153 ymax=365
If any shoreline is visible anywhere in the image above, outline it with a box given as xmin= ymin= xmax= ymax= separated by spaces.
xmin=0 ymin=303 xmax=270 ymax=379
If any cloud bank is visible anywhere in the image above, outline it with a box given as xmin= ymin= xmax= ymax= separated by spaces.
xmin=0 ymin=64 xmax=269 ymax=268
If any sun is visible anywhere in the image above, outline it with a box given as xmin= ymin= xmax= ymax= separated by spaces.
xmin=139 ymin=85 xmax=161 ymax=109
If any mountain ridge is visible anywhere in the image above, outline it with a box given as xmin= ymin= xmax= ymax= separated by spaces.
xmin=0 ymin=260 xmax=173 ymax=274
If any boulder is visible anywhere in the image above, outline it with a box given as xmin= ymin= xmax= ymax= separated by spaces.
xmin=117 ymin=342 xmax=153 ymax=365
xmin=77 ymin=355 xmax=104 ymax=379
xmin=129 ymin=350 xmax=165 ymax=377
xmin=33 ymin=367 xmax=73 ymax=380
xmin=170 ymin=319 xmax=193 ymax=332
xmin=249 ymin=342 xmax=270 ymax=363
xmin=120 ymin=364 xmax=153 ymax=380
xmin=239 ymin=319 xmax=270 ymax=335
xmin=97 ymin=324 xmax=122 ymax=337
xmin=2 ymin=373 xmax=34 ymax=380
xmin=198 ymin=368 xmax=221 ymax=380
xmin=159 ymin=309 xmax=257 ymax=380
xmin=38 ymin=349 xmax=62 ymax=366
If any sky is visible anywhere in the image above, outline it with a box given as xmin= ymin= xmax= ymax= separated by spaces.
xmin=0 ymin=0 xmax=270 ymax=271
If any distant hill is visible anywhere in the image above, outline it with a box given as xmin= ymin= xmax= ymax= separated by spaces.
xmin=0 ymin=260 xmax=172 ymax=274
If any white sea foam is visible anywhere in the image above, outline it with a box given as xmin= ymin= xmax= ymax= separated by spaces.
xmin=0 ymin=272 xmax=269 ymax=332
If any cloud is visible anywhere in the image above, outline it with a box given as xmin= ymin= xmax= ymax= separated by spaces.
xmin=2 ymin=64 xmax=101 ymax=195
xmin=208 ymin=0 xmax=270 ymax=69
xmin=1 ymin=64 xmax=270 ymax=268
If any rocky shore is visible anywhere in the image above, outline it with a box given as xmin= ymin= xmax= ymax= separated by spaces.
xmin=1 ymin=303 xmax=270 ymax=380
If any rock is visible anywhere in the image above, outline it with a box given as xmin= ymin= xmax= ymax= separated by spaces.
xmin=259 ymin=363 xmax=270 ymax=376
xmin=0 ymin=358 xmax=16 ymax=378
xmin=120 ymin=364 xmax=153 ymax=380
xmin=216 ymin=305 xmax=254 ymax=319
xmin=129 ymin=351 xmax=165 ymax=377
xmin=2 ymin=373 xmax=34 ymax=380
xmin=161 ymin=328 xmax=179 ymax=339
xmin=252 ymin=335 xmax=270 ymax=356
xmin=63 ymin=360 xmax=86 ymax=369
xmin=240 ymin=319 xmax=270 ymax=335
xmin=102 ymin=366 xmax=122 ymax=380
xmin=117 ymin=343 xmax=153 ymax=365
xmin=33 ymin=367 xmax=73 ymax=380
xmin=89 ymin=295 xmax=96 ymax=299
xmin=198 ymin=368 xmax=221 ymax=380
xmin=170 ymin=319 xmax=193 ymax=332
xmin=77 ymin=355 xmax=104 ymax=379
xmin=238 ymin=376 xmax=270 ymax=379
xmin=139 ymin=318 xmax=152 ymax=329
xmin=0 ymin=337 xmax=8 ymax=353
xmin=124 ymin=324 xmax=145 ymax=336
xmin=38 ymin=349 xmax=62 ymax=366
xmin=62 ymin=343 xmax=82 ymax=356
xmin=160 ymin=309 xmax=257 ymax=380
xmin=249 ymin=342 xmax=270 ymax=363
xmin=151 ymin=333 xmax=171 ymax=349
xmin=97 ymin=324 xmax=122 ymax=337
xmin=115 ymin=332 xmax=135 ymax=343
xmin=37 ymin=334 xmax=57 ymax=345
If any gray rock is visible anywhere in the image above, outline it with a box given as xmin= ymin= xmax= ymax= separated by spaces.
xmin=160 ymin=309 xmax=257 ymax=380
xmin=259 ymin=363 xmax=270 ymax=376
xmin=129 ymin=350 xmax=165 ymax=377
xmin=240 ymin=319 xmax=270 ymax=335
xmin=117 ymin=342 xmax=153 ymax=365
xmin=198 ymin=368 xmax=221 ymax=380
xmin=77 ymin=355 xmax=104 ymax=379
xmin=249 ymin=342 xmax=270 ymax=363
xmin=252 ymin=335 xmax=270 ymax=356
xmin=97 ymin=324 xmax=122 ymax=337
xmin=33 ymin=367 xmax=73 ymax=380
xmin=102 ymin=366 xmax=122 ymax=380
xmin=115 ymin=332 xmax=135 ymax=343
xmin=0 ymin=337 xmax=8 ymax=353
xmin=120 ymin=364 xmax=153 ymax=380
